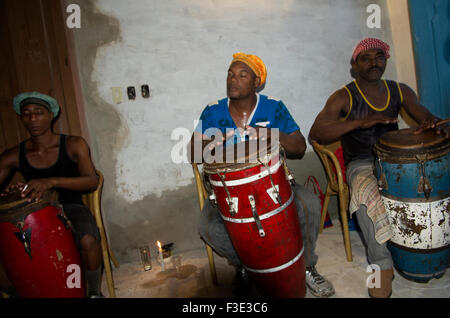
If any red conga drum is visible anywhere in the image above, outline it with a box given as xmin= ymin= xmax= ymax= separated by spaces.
xmin=0 ymin=190 xmax=86 ymax=298
xmin=204 ymin=141 xmax=306 ymax=297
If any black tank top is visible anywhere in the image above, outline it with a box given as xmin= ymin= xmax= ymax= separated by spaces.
xmin=341 ymin=80 xmax=403 ymax=165
xmin=19 ymin=134 xmax=83 ymax=205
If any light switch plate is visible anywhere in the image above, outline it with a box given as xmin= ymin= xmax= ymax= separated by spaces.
xmin=111 ymin=87 xmax=123 ymax=104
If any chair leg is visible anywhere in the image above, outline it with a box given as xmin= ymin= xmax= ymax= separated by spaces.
xmin=193 ymin=164 xmax=219 ymax=285
xmin=205 ymin=244 xmax=218 ymax=285
xmin=97 ymin=224 xmax=116 ymax=297
xmin=338 ymin=192 xmax=352 ymax=262
xmin=319 ymin=185 xmax=332 ymax=233
xmin=101 ymin=239 xmax=116 ymax=297
xmin=108 ymin=245 xmax=120 ymax=268
xmin=94 ymin=211 xmax=117 ymax=297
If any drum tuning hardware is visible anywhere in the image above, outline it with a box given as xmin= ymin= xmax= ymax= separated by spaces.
xmin=56 ymin=205 xmax=74 ymax=230
xmin=226 ymin=197 xmax=239 ymax=215
xmin=280 ymin=149 xmax=296 ymax=186
xmin=14 ymin=223 xmax=32 ymax=259
xmin=267 ymin=185 xmax=281 ymax=205
xmin=57 ymin=214 xmax=73 ymax=230
xmin=287 ymin=173 xmax=295 ymax=185
xmin=208 ymin=193 xmax=218 ymax=206
xmin=376 ymin=158 xmax=388 ymax=190
xmin=248 ymin=195 xmax=265 ymax=237
xmin=218 ymin=173 xmax=238 ymax=216
xmin=259 ymin=160 xmax=282 ymax=206
xmin=416 ymin=155 xmax=432 ymax=200
xmin=284 ymin=164 xmax=296 ymax=186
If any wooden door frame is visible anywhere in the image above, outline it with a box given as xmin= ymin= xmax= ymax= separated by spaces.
xmin=54 ymin=0 xmax=90 ymax=142
xmin=408 ymin=0 xmax=450 ymax=118
xmin=0 ymin=0 xmax=91 ymax=187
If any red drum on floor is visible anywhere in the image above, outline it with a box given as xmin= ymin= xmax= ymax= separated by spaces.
xmin=0 ymin=190 xmax=86 ymax=298
xmin=204 ymin=141 xmax=306 ymax=297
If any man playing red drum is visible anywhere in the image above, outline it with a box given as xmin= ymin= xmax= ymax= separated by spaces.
xmin=189 ymin=53 xmax=335 ymax=297
xmin=0 ymin=92 xmax=103 ymax=298
xmin=309 ymin=38 xmax=449 ymax=298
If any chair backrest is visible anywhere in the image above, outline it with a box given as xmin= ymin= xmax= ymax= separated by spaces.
xmin=311 ymin=141 xmax=347 ymax=192
xmin=82 ymin=170 xmax=104 ymax=215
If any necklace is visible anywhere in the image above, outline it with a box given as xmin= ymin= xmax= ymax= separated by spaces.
xmin=354 ymin=80 xmax=390 ymax=111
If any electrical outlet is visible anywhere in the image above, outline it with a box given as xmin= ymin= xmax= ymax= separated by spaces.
xmin=141 ymin=84 xmax=150 ymax=98
xmin=127 ymin=86 xmax=136 ymax=100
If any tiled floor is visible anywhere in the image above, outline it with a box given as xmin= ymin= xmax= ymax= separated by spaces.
xmin=103 ymin=225 xmax=450 ymax=298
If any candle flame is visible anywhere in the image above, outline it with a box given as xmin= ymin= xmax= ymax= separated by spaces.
xmin=157 ymin=241 xmax=162 ymax=249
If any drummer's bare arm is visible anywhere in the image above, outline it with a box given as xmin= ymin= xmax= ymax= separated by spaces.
xmin=20 ymin=136 xmax=99 ymax=202
xmin=279 ymin=130 xmax=306 ymax=159
xmin=309 ymin=88 xmax=398 ymax=144
xmin=245 ymin=125 xmax=305 ymax=158
xmin=0 ymin=148 xmax=19 ymax=194
xmin=399 ymin=83 xmax=449 ymax=138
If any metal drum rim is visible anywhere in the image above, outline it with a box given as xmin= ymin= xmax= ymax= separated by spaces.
xmin=243 ymin=245 xmax=305 ymax=274
xmin=0 ymin=190 xmax=60 ymax=224
xmin=381 ymin=191 xmax=450 ymax=202
xmin=203 ymin=142 xmax=281 ymax=174
xmin=388 ymin=241 xmax=450 ymax=254
xmin=220 ymin=190 xmax=294 ymax=223
xmin=374 ymin=128 xmax=450 ymax=163
xmin=0 ymin=197 xmax=28 ymax=213
xmin=374 ymin=144 xmax=450 ymax=163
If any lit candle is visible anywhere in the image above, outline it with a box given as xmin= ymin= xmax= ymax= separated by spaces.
xmin=157 ymin=241 xmax=165 ymax=271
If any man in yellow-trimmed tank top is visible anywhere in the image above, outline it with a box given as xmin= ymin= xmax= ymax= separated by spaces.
xmin=309 ymin=38 xmax=449 ymax=298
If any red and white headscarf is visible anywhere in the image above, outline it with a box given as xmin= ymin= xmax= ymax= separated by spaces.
xmin=351 ymin=38 xmax=390 ymax=62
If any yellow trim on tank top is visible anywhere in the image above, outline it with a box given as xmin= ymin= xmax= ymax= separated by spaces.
xmin=396 ymin=81 xmax=403 ymax=104
xmin=354 ymin=79 xmax=391 ymax=111
xmin=342 ymin=86 xmax=353 ymax=121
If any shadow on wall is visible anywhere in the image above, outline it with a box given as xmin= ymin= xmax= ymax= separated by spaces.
xmin=67 ymin=0 xmax=129 ymax=260
xmin=69 ymin=0 xmax=209 ymax=264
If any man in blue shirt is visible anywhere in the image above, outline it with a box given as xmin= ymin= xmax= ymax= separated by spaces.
xmin=189 ymin=53 xmax=334 ymax=297
xmin=195 ymin=92 xmax=302 ymax=147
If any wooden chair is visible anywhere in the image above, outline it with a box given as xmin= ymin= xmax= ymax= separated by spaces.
xmin=82 ymin=170 xmax=120 ymax=297
xmin=192 ymin=163 xmax=218 ymax=285
xmin=311 ymin=141 xmax=352 ymax=262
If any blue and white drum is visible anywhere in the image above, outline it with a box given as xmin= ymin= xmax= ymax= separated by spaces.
xmin=374 ymin=127 xmax=450 ymax=283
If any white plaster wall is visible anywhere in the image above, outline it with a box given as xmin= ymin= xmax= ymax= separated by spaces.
xmin=91 ymin=0 xmax=396 ymax=202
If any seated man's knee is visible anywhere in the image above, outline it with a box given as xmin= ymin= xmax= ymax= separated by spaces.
xmin=80 ymin=234 xmax=100 ymax=252
xmin=294 ymin=184 xmax=321 ymax=217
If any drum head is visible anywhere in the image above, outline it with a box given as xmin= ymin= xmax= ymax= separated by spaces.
xmin=0 ymin=190 xmax=59 ymax=223
xmin=0 ymin=190 xmax=27 ymax=212
xmin=374 ymin=128 xmax=450 ymax=162
xmin=203 ymin=138 xmax=281 ymax=174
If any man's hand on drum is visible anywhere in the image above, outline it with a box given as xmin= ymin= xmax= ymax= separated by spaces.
xmin=245 ymin=125 xmax=270 ymax=141
xmin=414 ymin=117 xmax=449 ymax=139
xmin=204 ymin=129 xmax=236 ymax=151
xmin=357 ymin=114 xmax=398 ymax=130
xmin=19 ymin=178 xmax=55 ymax=202
xmin=0 ymin=182 xmax=25 ymax=197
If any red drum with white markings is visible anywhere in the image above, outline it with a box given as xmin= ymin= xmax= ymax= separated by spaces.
xmin=0 ymin=190 xmax=86 ymax=298
xmin=204 ymin=141 xmax=306 ymax=297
